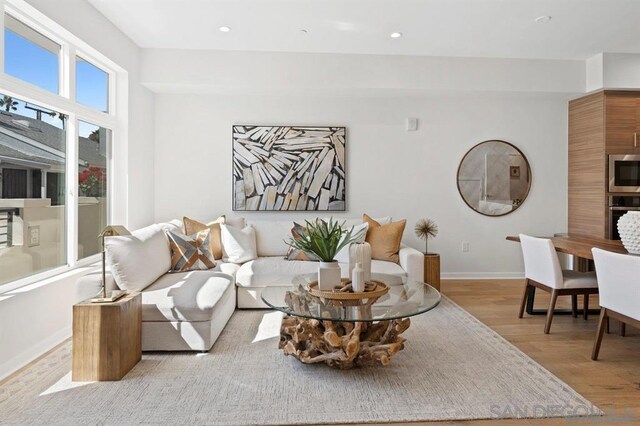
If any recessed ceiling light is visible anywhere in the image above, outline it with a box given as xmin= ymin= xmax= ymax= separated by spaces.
xmin=534 ymin=15 xmax=552 ymax=23
xmin=299 ymin=29 xmax=308 ymax=34
xmin=219 ymin=26 xmax=231 ymax=32
xmin=390 ymin=32 xmax=402 ymax=39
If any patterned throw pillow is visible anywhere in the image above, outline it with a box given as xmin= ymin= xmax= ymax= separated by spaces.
xmin=183 ymin=215 xmax=225 ymax=260
xmin=166 ymin=229 xmax=216 ymax=272
xmin=285 ymin=222 xmax=319 ymax=262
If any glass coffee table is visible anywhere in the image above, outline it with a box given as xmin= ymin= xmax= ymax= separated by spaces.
xmin=261 ymin=274 xmax=441 ymax=369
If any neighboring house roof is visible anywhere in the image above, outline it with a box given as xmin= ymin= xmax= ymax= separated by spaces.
xmin=0 ymin=111 xmax=106 ymax=170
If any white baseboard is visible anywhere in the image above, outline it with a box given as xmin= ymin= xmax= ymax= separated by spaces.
xmin=0 ymin=326 xmax=71 ymax=382
xmin=442 ymin=272 xmax=525 ymax=280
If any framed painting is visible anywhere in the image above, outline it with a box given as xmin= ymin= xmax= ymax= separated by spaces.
xmin=232 ymin=125 xmax=346 ymax=211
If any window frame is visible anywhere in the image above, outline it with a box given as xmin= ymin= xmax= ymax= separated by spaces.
xmin=0 ymin=0 xmax=126 ymax=294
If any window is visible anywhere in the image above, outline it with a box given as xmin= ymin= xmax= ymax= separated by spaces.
xmin=0 ymin=93 xmax=66 ymax=285
xmin=0 ymin=4 xmax=122 ymax=291
xmin=4 ymin=14 xmax=60 ymax=93
xmin=78 ymin=121 xmax=109 ymax=259
xmin=76 ymin=57 xmax=109 ymax=112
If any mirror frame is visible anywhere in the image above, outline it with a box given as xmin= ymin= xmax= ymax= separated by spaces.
xmin=456 ymin=139 xmax=532 ymax=217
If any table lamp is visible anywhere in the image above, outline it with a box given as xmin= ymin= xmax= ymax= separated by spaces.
xmin=91 ymin=225 xmax=130 ymax=303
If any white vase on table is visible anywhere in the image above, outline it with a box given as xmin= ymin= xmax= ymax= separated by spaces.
xmin=618 ymin=211 xmax=640 ymax=255
xmin=349 ymin=242 xmax=372 ymax=283
xmin=352 ymin=262 xmax=365 ymax=292
xmin=318 ymin=261 xmax=341 ymax=291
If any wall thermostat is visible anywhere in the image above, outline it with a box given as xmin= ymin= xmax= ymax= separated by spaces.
xmin=406 ymin=117 xmax=418 ymax=131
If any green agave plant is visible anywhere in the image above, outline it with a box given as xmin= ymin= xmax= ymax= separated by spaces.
xmin=286 ymin=218 xmax=365 ymax=263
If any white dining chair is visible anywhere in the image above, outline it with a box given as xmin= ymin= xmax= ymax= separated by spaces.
xmin=591 ymin=248 xmax=640 ymax=360
xmin=518 ymin=234 xmax=599 ymax=334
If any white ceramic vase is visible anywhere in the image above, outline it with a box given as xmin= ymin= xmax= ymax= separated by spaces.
xmin=349 ymin=242 xmax=372 ymax=283
xmin=618 ymin=211 xmax=640 ymax=255
xmin=318 ymin=261 xmax=341 ymax=291
xmin=352 ymin=262 xmax=365 ymax=292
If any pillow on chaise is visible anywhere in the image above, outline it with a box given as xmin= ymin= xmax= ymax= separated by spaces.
xmin=104 ymin=223 xmax=171 ymax=292
xmin=220 ymin=224 xmax=257 ymax=264
xmin=363 ymin=213 xmax=406 ymax=264
xmin=183 ymin=215 xmax=225 ymax=259
xmin=166 ymin=228 xmax=216 ymax=272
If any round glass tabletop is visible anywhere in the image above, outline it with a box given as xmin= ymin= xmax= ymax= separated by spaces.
xmin=261 ymin=274 xmax=441 ymax=322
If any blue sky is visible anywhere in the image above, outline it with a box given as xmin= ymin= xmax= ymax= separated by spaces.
xmin=3 ymin=28 xmax=108 ymax=137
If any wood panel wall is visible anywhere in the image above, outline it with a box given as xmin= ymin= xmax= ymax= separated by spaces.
xmin=568 ymin=92 xmax=607 ymax=238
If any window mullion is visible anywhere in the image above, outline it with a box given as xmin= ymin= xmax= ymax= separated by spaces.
xmin=60 ymin=43 xmax=74 ymax=100
xmin=65 ymin=114 xmax=78 ymax=265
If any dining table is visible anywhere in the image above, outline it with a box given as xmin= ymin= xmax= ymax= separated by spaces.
xmin=506 ymin=234 xmax=627 ymax=315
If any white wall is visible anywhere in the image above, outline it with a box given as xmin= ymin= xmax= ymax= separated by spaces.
xmin=586 ymin=52 xmax=640 ymax=92
xmin=154 ymin=92 xmax=569 ymax=277
xmin=0 ymin=0 xmax=154 ymax=381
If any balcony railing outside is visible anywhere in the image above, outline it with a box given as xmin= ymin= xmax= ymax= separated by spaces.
xmin=0 ymin=208 xmax=19 ymax=249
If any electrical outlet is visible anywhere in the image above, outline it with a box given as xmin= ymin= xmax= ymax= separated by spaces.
xmin=462 ymin=241 xmax=470 ymax=252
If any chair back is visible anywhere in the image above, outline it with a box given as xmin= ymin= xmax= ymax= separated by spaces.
xmin=519 ymin=234 xmax=563 ymax=288
xmin=592 ymin=248 xmax=640 ymax=321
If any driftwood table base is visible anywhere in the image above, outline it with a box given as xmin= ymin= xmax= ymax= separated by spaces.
xmin=279 ymin=315 xmax=411 ymax=369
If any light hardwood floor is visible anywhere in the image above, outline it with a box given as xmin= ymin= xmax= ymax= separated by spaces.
xmin=374 ymin=279 xmax=640 ymax=426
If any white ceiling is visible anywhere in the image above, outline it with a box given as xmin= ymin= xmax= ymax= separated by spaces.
xmin=88 ymin=0 xmax=640 ymax=60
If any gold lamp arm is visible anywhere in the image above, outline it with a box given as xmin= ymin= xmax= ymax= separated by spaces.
xmin=93 ymin=225 xmax=130 ymax=303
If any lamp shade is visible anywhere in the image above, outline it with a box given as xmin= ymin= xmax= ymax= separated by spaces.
xmin=98 ymin=225 xmax=130 ymax=238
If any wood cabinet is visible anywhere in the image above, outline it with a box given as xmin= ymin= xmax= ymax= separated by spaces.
xmin=605 ymin=93 xmax=640 ymax=154
xmin=568 ymin=91 xmax=640 ymax=239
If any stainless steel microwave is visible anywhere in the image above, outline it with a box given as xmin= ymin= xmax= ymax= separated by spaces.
xmin=609 ymin=155 xmax=640 ymax=193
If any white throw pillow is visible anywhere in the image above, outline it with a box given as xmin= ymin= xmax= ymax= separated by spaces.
xmin=335 ymin=222 xmax=369 ymax=263
xmin=105 ymin=224 xmax=171 ymax=292
xmin=246 ymin=220 xmax=293 ymax=257
xmin=221 ymin=224 xmax=258 ymax=264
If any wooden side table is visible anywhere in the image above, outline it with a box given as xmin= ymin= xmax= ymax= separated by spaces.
xmin=72 ymin=292 xmax=141 ymax=381
xmin=424 ymin=253 xmax=441 ymax=291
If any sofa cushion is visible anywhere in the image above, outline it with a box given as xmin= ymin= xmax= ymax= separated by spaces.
xmin=221 ymin=224 xmax=258 ymax=263
xmin=212 ymin=261 xmax=240 ymax=278
xmin=141 ymin=270 xmax=234 ymax=322
xmin=235 ymin=257 xmax=406 ymax=288
xmin=236 ymin=257 xmax=334 ymax=288
xmin=246 ymin=219 xmax=293 ymax=256
xmin=105 ymin=224 xmax=171 ymax=292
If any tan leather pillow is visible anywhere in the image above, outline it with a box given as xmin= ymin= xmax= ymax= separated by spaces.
xmin=363 ymin=214 xmax=406 ymax=264
xmin=183 ymin=216 xmax=225 ymax=260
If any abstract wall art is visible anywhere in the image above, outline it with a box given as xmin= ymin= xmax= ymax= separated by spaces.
xmin=232 ymin=125 xmax=346 ymax=211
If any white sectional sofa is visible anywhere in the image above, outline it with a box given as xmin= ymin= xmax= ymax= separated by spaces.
xmin=76 ymin=216 xmax=424 ymax=352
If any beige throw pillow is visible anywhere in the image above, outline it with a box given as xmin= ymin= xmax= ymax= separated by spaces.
xmin=363 ymin=213 xmax=406 ymax=264
xmin=183 ymin=216 xmax=225 ymax=260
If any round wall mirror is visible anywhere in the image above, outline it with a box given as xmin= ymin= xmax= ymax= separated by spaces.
xmin=457 ymin=140 xmax=531 ymax=217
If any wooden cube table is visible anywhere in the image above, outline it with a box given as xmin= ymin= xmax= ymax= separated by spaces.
xmin=424 ymin=253 xmax=441 ymax=291
xmin=72 ymin=292 xmax=141 ymax=381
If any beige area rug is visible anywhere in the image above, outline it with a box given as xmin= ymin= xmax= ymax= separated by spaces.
xmin=0 ymin=297 xmax=602 ymax=425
